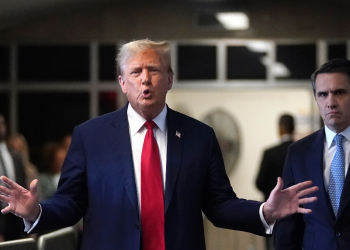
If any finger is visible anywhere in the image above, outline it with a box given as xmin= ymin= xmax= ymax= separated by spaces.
xmin=298 ymin=196 xmax=318 ymax=205
xmin=289 ymin=180 xmax=313 ymax=192
xmin=297 ymin=186 xmax=319 ymax=198
xmin=0 ymin=176 xmax=21 ymax=190
xmin=0 ymin=185 xmax=11 ymax=196
xmin=1 ymin=206 xmax=12 ymax=214
xmin=297 ymin=207 xmax=313 ymax=214
xmin=0 ymin=194 xmax=9 ymax=203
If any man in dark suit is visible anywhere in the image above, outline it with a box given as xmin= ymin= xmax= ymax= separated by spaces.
xmin=256 ymin=114 xmax=295 ymax=250
xmin=275 ymin=58 xmax=350 ymax=250
xmin=0 ymin=114 xmax=26 ymax=241
xmin=0 ymin=39 xmax=317 ymax=250
xmin=256 ymin=114 xmax=295 ymax=202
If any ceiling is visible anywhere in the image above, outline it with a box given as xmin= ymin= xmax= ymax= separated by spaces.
xmin=0 ymin=0 xmax=349 ymax=32
xmin=0 ymin=0 xmax=249 ymax=31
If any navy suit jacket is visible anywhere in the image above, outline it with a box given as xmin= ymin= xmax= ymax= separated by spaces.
xmin=33 ymin=104 xmax=266 ymax=250
xmin=256 ymin=140 xmax=294 ymax=201
xmin=275 ymin=128 xmax=350 ymax=250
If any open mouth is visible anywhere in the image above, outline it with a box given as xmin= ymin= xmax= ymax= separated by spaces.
xmin=142 ymin=89 xmax=151 ymax=98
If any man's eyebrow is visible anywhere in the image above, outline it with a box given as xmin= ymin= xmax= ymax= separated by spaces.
xmin=330 ymin=88 xmax=347 ymax=93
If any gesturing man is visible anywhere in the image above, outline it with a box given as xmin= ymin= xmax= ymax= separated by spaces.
xmin=1 ymin=39 xmax=317 ymax=250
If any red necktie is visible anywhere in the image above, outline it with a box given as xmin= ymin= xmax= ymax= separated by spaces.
xmin=141 ymin=121 xmax=165 ymax=250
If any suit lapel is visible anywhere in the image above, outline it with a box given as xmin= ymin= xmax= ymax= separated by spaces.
xmin=164 ymin=108 xmax=185 ymax=213
xmin=304 ymin=129 xmax=336 ymax=221
xmin=111 ymin=104 xmax=139 ymax=218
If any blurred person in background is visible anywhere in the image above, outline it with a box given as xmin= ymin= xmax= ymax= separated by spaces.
xmin=0 ymin=114 xmax=27 ymax=241
xmin=255 ymin=113 xmax=295 ymax=250
xmin=40 ymin=142 xmax=67 ymax=199
xmin=7 ymin=133 xmax=42 ymax=199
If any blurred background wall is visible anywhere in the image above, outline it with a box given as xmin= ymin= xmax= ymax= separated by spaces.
xmin=0 ymin=0 xmax=348 ymax=249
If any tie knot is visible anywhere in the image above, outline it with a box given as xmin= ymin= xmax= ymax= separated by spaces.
xmin=144 ymin=120 xmax=156 ymax=130
xmin=334 ymin=134 xmax=344 ymax=147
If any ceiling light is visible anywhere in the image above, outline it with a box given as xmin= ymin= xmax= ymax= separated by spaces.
xmin=215 ymin=12 xmax=249 ymax=30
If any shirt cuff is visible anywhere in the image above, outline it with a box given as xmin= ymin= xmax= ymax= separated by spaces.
xmin=23 ymin=204 xmax=42 ymax=234
xmin=259 ymin=202 xmax=275 ymax=234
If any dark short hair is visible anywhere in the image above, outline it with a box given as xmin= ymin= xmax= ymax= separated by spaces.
xmin=311 ymin=58 xmax=350 ymax=95
xmin=279 ymin=114 xmax=294 ymax=134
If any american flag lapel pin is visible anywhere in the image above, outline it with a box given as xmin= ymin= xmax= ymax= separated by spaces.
xmin=175 ymin=130 xmax=181 ymax=138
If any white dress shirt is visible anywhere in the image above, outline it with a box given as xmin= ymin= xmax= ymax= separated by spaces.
xmin=0 ymin=142 xmax=16 ymax=181
xmin=127 ymin=103 xmax=168 ymax=212
xmin=323 ymin=125 xmax=350 ymax=190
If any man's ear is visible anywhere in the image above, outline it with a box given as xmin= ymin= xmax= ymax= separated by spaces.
xmin=118 ymin=76 xmax=127 ymax=94
xmin=167 ymin=72 xmax=174 ymax=91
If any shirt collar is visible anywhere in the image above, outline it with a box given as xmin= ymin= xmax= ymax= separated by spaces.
xmin=0 ymin=142 xmax=7 ymax=151
xmin=281 ymin=134 xmax=293 ymax=142
xmin=325 ymin=125 xmax=350 ymax=148
xmin=127 ymin=103 xmax=167 ymax=136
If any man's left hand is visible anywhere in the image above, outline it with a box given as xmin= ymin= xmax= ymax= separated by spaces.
xmin=263 ymin=177 xmax=318 ymax=223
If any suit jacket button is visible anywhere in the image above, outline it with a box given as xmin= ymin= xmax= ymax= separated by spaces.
xmin=335 ymin=232 xmax=341 ymax=237
xmin=135 ymin=224 xmax=139 ymax=230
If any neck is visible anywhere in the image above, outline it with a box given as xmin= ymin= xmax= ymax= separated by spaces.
xmin=135 ymin=104 xmax=165 ymax=121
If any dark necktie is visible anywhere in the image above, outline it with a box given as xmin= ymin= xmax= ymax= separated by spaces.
xmin=141 ymin=121 xmax=165 ymax=250
xmin=329 ymin=134 xmax=345 ymax=216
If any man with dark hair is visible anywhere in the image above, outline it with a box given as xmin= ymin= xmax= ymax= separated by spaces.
xmin=275 ymin=58 xmax=350 ymax=250
xmin=0 ymin=39 xmax=318 ymax=250
xmin=256 ymin=113 xmax=295 ymax=202
xmin=256 ymin=113 xmax=295 ymax=250
xmin=0 ymin=114 xmax=26 ymax=241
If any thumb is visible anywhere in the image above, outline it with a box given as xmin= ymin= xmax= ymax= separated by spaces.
xmin=272 ymin=177 xmax=284 ymax=193
xmin=29 ymin=179 xmax=38 ymax=195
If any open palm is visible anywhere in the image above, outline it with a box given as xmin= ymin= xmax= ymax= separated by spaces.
xmin=0 ymin=176 xmax=40 ymax=222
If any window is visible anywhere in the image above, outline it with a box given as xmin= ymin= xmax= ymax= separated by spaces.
xmin=18 ymin=45 xmax=90 ymax=82
xmin=328 ymin=43 xmax=347 ymax=60
xmin=99 ymin=91 xmax=118 ymax=115
xmin=276 ymin=44 xmax=316 ymax=79
xmin=99 ymin=44 xmax=117 ymax=81
xmin=177 ymin=45 xmax=217 ymax=80
xmin=227 ymin=46 xmax=266 ymax=80
xmin=18 ymin=92 xmax=89 ymax=166
xmin=0 ymin=93 xmax=9 ymax=120
xmin=0 ymin=46 xmax=9 ymax=82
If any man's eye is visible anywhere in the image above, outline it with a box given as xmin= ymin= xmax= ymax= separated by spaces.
xmin=335 ymin=90 xmax=346 ymax=95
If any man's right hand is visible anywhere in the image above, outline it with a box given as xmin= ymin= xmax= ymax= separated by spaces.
xmin=0 ymin=176 xmax=40 ymax=222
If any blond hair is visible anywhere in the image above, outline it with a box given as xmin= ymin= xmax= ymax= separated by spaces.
xmin=117 ymin=39 xmax=173 ymax=76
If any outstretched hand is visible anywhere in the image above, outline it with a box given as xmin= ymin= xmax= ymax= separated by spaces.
xmin=0 ymin=176 xmax=40 ymax=222
xmin=263 ymin=177 xmax=318 ymax=223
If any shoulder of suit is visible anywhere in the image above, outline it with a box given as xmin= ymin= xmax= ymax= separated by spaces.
xmin=289 ymin=128 xmax=324 ymax=150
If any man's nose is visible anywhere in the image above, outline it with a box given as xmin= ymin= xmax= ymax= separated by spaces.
xmin=327 ymin=94 xmax=337 ymax=109
xmin=141 ymin=70 xmax=151 ymax=85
